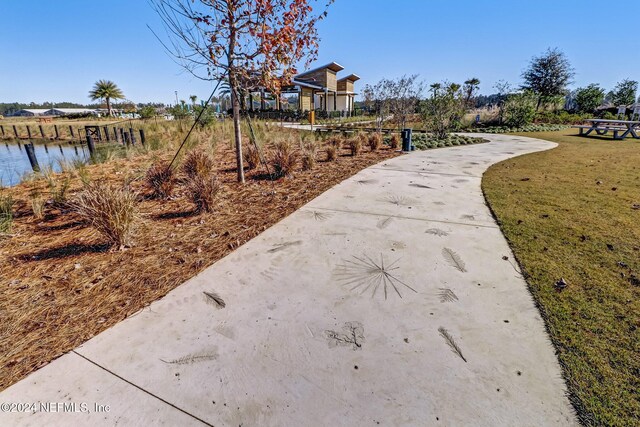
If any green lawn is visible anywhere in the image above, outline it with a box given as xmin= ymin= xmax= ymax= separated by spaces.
xmin=482 ymin=129 xmax=639 ymax=426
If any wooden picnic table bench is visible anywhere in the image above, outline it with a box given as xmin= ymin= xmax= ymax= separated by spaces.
xmin=573 ymin=118 xmax=640 ymax=140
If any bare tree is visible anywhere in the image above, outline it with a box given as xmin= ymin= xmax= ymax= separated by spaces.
xmin=151 ymin=0 xmax=332 ymax=182
xmin=363 ymin=75 xmax=423 ymax=132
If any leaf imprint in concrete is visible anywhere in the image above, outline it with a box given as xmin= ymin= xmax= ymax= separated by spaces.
xmin=334 ymin=254 xmax=417 ymax=299
xmin=438 ymin=327 xmax=467 ymax=363
xmin=267 ymin=240 xmax=302 ymax=253
xmin=203 ymin=291 xmax=226 ymax=309
xmin=442 ymin=248 xmax=467 ymax=273
xmin=438 ymin=288 xmax=459 ymax=303
xmin=325 ymin=321 xmax=365 ymax=350
xmin=356 ymin=178 xmax=378 ymax=185
xmin=409 ymin=183 xmax=433 ymax=189
xmin=425 ymin=228 xmax=449 ymax=237
xmin=160 ymin=350 xmax=218 ymax=365
xmin=376 ymin=216 xmax=394 ymax=229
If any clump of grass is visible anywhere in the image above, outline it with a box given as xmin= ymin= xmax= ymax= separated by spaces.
xmin=182 ymin=149 xmax=214 ymax=179
xmin=47 ymin=175 xmax=70 ymax=208
xmin=272 ymin=138 xmax=299 ymax=177
xmin=349 ymin=137 xmax=362 ymax=156
xmin=0 ymin=195 xmax=14 ymax=235
xmin=29 ymin=191 xmax=45 ymax=220
xmin=145 ymin=161 xmax=174 ymax=199
xmin=301 ymin=139 xmax=319 ymax=171
xmin=243 ymin=142 xmax=261 ymax=170
xmin=187 ymin=175 xmax=220 ymax=213
xmin=71 ymin=183 xmax=138 ymax=249
xmin=368 ymin=132 xmax=382 ymax=151
xmin=326 ymin=144 xmax=338 ymax=161
xmin=390 ymin=133 xmax=400 ymax=149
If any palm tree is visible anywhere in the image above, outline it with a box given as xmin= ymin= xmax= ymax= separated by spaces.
xmin=189 ymin=95 xmax=198 ymax=109
xmin=89 ymin=80 xmax=124 ymax=116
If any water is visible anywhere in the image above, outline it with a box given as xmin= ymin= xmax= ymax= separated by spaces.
xmin=0 ymin=140 xmax=89 ymax=187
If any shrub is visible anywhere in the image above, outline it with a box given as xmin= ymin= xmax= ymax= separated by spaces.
xmin=326 ymin=145 xmax=338 ymax=161
xmin=187 ymin=174 xmax=220 ymax=213
xmin=146 ymin=161 xmax=174 ymax=199
xmin=243 ymin=142 xmax=261 ymax=170
xmin=368 ymin=133 xmax=382 ymax=151
xmin=390 ymin=134 xmax=400 ymax=149
xmin=182 ymin=149 xmax=214 ymax=179
xmin=349 ymin=137 xmax=362 ymax=156
xmin=0 ymin=195 xmax=13 ymax=234
xmin=272 ymin=139 xmax=299 ymax=177
xmin=72 ymin=183 xmax=138 ymax=249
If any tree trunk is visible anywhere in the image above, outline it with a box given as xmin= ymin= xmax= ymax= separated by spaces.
xmin=231 ymin=86 xmax=245 ymax=183
xmin=106 ymin=98 xmax=112 ymax=117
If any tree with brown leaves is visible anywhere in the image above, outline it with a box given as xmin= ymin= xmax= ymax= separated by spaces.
xmin=151 ymin=0 xmax=332 ymax=183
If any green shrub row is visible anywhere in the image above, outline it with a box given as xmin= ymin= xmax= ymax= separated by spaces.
xmin=469 ymin=123 xmax=569 ymax=134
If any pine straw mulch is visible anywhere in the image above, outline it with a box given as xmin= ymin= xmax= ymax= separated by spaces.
xmin=0 ymin=143 xmax=400 ymax=390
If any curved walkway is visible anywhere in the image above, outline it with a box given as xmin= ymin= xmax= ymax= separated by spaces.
xmin=1 ymin=134 xmax=577 ymax=426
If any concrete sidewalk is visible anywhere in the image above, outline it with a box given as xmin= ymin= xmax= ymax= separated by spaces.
xmin=1 ymin=134 xmax=578 ymax=426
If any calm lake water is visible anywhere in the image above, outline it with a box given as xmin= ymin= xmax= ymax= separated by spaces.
xmin=0 ymin=140 xmax=89 ymax=187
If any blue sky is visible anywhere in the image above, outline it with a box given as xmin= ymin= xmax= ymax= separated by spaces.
xmin=1 ymin=0 xmax=638 ymax=104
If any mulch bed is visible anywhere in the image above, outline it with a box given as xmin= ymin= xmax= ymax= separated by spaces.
xmin=0 ymin=143 xmax=399 ymax=390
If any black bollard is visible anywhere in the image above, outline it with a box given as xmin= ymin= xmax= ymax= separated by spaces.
xmin=54 ymin=125 xmax=59 ymax=140
xmin=69 ymin=125 xmax=75 ymax=138
xmin=123 ymin=131 xmax=130 ymax=146
xmin=26 ymin=125 xmax=32 ymax=139
xmin=139 ymin=129 xmax=146 ymax=146
xmin=25 ymin=143 xmax=40 ymax=172
xmin=120 ymin=128 xmax=126 ymax=145
xmin=13 ymin=125 xmax=19 ymax=138
xmin=86 ymin=135 xmax=96 ymax=156
xmin=129 ymin=128 xmax=136 ymax=145
xmin=113 ymin=127 xmax=118 ymax=141
xmin=39 ymin=125 xmax=45 ymax=139
xmin=0 ymin=125 xmax=4 ymax=137
xmin=104 ymin=126 xmax=110 ymax=141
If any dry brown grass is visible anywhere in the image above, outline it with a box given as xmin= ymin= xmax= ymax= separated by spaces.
xmin=349 ymin=136 xmax=362 ymax=156
xmin=243 ymin=142 xmax=261 ymax=170
xmin=0 ymin=131 xmax=399 ymax=391
xmin=368 ymin=132 xmax=382 ymax=151
xmin=71 ymin=183 xmax=138 ymax=249
xmin=272 ymin=138 xmax=300 ymax=177
xmin=182 ymin=149 xmax=214 ymax=179
xmin=186 ymin=174 xmax=221 ymax=213
xmin=145 ymin=161 xmax=174 ymax=199
xmin=301 ymin=139 xmax=319 ymax=171
xmin=326 ymin=145 xmax=338 ymax=161
xmin=390 ymin=133 xmax=400 ymax=149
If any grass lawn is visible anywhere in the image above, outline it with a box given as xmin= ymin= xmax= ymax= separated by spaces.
xmin=482 ymin=128 xmax=639 ymax=426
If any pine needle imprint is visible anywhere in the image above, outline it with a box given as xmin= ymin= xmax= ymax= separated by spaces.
xmin=409 ymin=183 xmax=433 ymax=189
xmin=203 ymin=291 xmax=225 ymax=308
xmin=325 ymin=321 xmax=365 ymax=350
xmin=267 ymin=240 xmax=302 ymax=253
xmin=461 ymin=214 xmax=475 ymax=220
xmin=376 ymin=216 xmax=394 ymax=229
xmin=442 ymin=247 xmax=467 ymax=273
xmin=425 ymin=228 xmax=449 ymax=237
xmin=383 ymin=194 xmax=414 ymax=207
xmin=334 ymin=254 xmax=417 ymax=300
xmin=438 ymin=327 xmax=467 ymax=362
xmin=305 ymin=210 xmax=332 ymax=221
xmin=438 ymin=288 xmax=459 ymax=303
xmin=356 ymin=179 xmax=378 ymax=185
xmin=160 ymin=351 xmax=218 ymax=365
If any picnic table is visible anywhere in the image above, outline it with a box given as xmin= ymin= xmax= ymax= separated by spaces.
xmin=573 ymin=119 xmax=640 ymax=140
